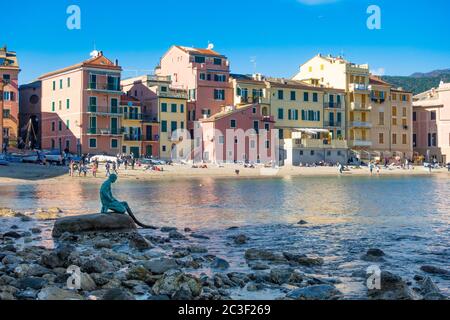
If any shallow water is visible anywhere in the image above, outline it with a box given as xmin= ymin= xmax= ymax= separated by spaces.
xmin=0 ymin=175 xmax=449 ymax=298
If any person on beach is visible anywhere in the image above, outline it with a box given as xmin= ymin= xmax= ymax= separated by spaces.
xmin=112 ymin=161 xmax=118 ymax=175
xmin=92 ymin=162 xmax=98 ymax=177
xmin=369 ymin=162 xmax=374 ymax=176
xmin=105 ymin=162 xmax=111 ymax=177
xmin=69 ymin=160 xmax=74 ymax=177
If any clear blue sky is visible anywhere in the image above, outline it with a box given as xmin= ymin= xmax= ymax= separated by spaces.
xmin=2 ymin=0 xmax=449 ymax=84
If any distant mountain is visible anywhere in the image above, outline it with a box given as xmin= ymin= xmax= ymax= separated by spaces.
xmin=382 ymin=69 xmax=450 ymax=95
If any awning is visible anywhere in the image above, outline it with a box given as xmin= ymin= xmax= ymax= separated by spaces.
xmin=292 ymin=128 xmax=330 ymax=134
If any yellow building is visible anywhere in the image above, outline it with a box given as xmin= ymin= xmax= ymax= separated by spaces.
xmin=120 ymin=95 xmax=142 ymax=158
xmin=294 ymin=54 xmax=372 ymax=160
xmin=121 ymin=75 xmax=188 ymax=160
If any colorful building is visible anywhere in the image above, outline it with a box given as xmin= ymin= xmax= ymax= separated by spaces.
xmin=413 ymin=81 xmax=450 ymax=164
xmin=120 ymin=95 xmax=142 ymax=158
xmin=121 ymin=75 xmax=188 ymax=160
xmin=369 ymin=76 xmax=413 ymax=161
xmin=19 ymin=80 xmax=42 ymax=148
xmin=39 ymin=51 xmax=123 ymax=155
xmin=0 ymin=46 xmax=20 ymax=149
xmin=200 ymin=104 xmax=276 ymax=164
xmin=155 ymin=45 xmax=233 ymax=134
xmin=294 ymin=54 xmax=372 ymax=159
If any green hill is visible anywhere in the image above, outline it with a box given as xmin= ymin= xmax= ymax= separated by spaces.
xmin=382 ymin=69 xmax=450 ymax=95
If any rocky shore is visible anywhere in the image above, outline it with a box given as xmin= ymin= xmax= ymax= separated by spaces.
xmin=0 ymin=208 xmax=448 ymax=301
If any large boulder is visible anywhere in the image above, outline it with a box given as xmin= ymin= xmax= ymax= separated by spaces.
xmin=287 ymin=284 xmax=341 ymax=300
xmin=52 ymin=214 xmax=136 ymax=238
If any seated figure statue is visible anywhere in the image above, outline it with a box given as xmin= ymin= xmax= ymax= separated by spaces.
xmin=100 ymin=174 xmax=130 ymax=214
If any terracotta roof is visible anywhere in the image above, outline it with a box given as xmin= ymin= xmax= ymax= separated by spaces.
xmin=39 ymin=52 xmax=121 ymax=79
xmin=175 ymin=46 xmax=224 ymax=57
xmin=266 ymin=78 xmax=324 ymax=91
xmin=201 ymin=104 xmax=256 ymax=122
xmin=369 ymin=75 xmax=391 ymax=86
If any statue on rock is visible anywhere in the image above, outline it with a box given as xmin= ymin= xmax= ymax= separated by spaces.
xmin=100 ymin=174 xmax=129 ymax=214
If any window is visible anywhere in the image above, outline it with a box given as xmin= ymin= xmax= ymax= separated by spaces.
xmin=214 ymin=89 xmax=225 ymax=100
xmin=403 ymin=108 xmax=407 ymax=117
xmin=189 ymin=89 xmax=196 ymax=100
xmin=58 ymin=121 xmax=62 ymax=131
xmin=413 ymin=112 xmax=417 ymax=122
xmin=413 ymin=134 xmax=417 ymax=147
xmin=51 ymin=139 xmax=55 ymax=149
xmin=171 ymin=121 xmax=177 ymax=133
xmin=171 ymin=104 xmax=177 ymax=113
xmin=279 ymin=129 xmax=284 ymax=140
xmin=180 ymin=104 xmax=184 ymax=113
xmin=66 ymin=99 xmax=70 ymax=109
xmin=199 ymin=73 xmax=206 ymax=80
xmin=379 ymin=112 xmax=384 ymax=125
xmin=310 ymin=150 xmax=315 ymax=156
xmin=51 ymin=102 xmax=55 ymax=112
xmin=393 ymin=118 xmax=397 ymax=126
xmin=392 ymin=106 xmax=397 ymax=117
xmin=180 ymin=122 xmax=184 ymax=129
xmin=2 ymin=74 xmax=10 ymax=82
xmin=67 ymin=78 xmax=71 ymax=88
xmin=265 ymin=140 xmax=270 ymax=149
xmin=431 ymin=111 xmax=436 ymax=121
xmin=379 ymin=133 xmax=384 ymax=144
xmin=161 ymin=121 xmax=167 ymax=133
xmin=392 ymin=133 xmax=397 ymax=145
xmin=213 ymin=58 xmax=222 ymax=65
xmin=51 ymin=122 xmax=55 ymax=131
xmin=277 ymin=90 xmax=284 ymax=100
xmin=313 ymin=93 xmax=318 ymax=102
xmin=303 ymin=92 xmax=309 ymax=102
xmin=59 ymin=101 xmax=62 ymax=110
xmin=59 ymin=79 xmax=63 ymax=89
xmin=89 ymin=138 xmax=97 ymax=149
xmin=162 ymin=146 xmax=167 ymax=152
xmin=111 ymin=139 xmax=118 ymax=149
xmin=65 ymin=140 xmax=70 ymax=149
xmin=214 ymin=74 xmax=226 ymax=82
xmin=66 ymin=120 xmax=70 ymax=129
xmin=278 ymin=108 xmax=284 ymax=120
xmin=250 ymin=140 xmax=256 ymax=149
xmin=252 ymin=107 xmax=257 ymax=114
xmin=253 ymin=121 xmax=259 ymax=134
xmin=161 ymin=103 xmax=167 ymax=112
xmin=230 ymin=119 xmax=236 ymax=128
xmin=290 ymin=91 xmax=296 ymax=101
xmin=160 ymin=86 xmax=168 ymax=92
xmin=194 ymin=56 xmax=206 ymax=63
xmin=402 ymin=134 xmax=407 ymax=145
xmin=218 ymin=136 xmax=224 ymax=144
xmin=53 ymin=81 xmax=56 ymax=91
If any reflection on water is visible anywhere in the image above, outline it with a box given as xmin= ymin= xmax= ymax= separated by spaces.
xmin=0 ymin=175 xmax=449 ymax=297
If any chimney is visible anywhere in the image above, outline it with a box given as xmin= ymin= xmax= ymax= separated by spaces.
xmin=115 ymin=59 xmax=119 ymax=66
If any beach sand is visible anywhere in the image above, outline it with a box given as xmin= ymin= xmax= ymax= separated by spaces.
xmin=0 ymin=162 xmax=448 ymax=185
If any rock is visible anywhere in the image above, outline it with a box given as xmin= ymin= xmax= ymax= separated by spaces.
xmin=161 ymin=227 xmax=177 ymax=233
xmin=249 ymin=262 xmax=270 ymax=271
xmin=287 ymin=284 xmax=341 ymax=300
xmin=37 ymin=287 xmax=84 ymax=300
xmin=283 ymin=252 xmax=324 ymax=266
xmin=93 ymin=240 xmax=113 ymax=249
xmin=144 ymin=258 xmax=178 ymax=275
xmin=2 ymin=254 xmax=22 ymax=265
xmin=126 ymin=266 xmax=153 ymax=283
xmin=367 ymin=271 xmax=419 ymax=300
xmin=361 ymin=249 xmax=386 ymax=262
xmin=297 ymin=220 xmax=308 ymax=225
xmin=129 ymin=233 xmax=151 ymax=251
xmin=2 ymin=231 xmax=22 ymax=239
xmin=80 ymin=273 xmax=97 ymax=291
xmin=102 ymin=288 xmax=135 ymax=300
xmin=191 ymin=233 xmax=210 ymax=240
xmin=366 ymin=249 xmax=385 ymax=257
xmin=152 ymin=270 xmax=202 ymax=300
xmin=212 ymin=258 xmax=230 ymax=270
xmin=247 ymin=283 xmax=265 ymax=292
xmin=40 ymin=252 xmax=64 ymax=269
xmin=169 ymin=230 xmax=187 ymax=240
xmin=420 ymin=265 xmax=449 ymax=276
xmin=245 ymin=249 xmax=287 ymax=262
xmin=270 ymin=268 xmax=294 ymax=285
xmin=233 ymin=235 xmax=249 ymax=245
xmin=30 ymin=228 xmax=42 ymax=234
xmin=80 ymin=257 xmax=112 ymax=274
xmin=184 ymin=228 xmax=192 ymax=233
xmin=15 ymin=289 xmax=38 ymax=300
xmin=17 ymin=277 xmax=48 ymax=290
xmin=188 ymin=246 xmax=208 ymax=254
xmin=52 ymin=214 xmax=136 ymax=238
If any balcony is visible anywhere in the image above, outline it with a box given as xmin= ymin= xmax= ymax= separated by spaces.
xmin=124 ymin=134 xmax=142 ymax=142
xmin=142 ymin=135 xmax=159 ymax=142
xmin=351 ymin=102 xmax=372 ymax=111
xmin=87 ymin=128 xmax=121 ymax=136
xmin=348 ymin=140 xmax=372 ymax=148
xmin=371 ymin=96 xmax=386 ymax=104
xmin=157 ymin=89 xmax=188 ymax=99
xmin=324 ymin=121 xmax=343 ymax=128
xmin=349 ymin=83 xmax=370 ymax=93
xmin=87 ymin=83 xmax=122 ymax=93
xmin=323 ymin=102 xmax=342 ymax=109
xmin=349 ymin=121 xmax=372 ymax=128
xmin=298 ymin=139 xmax=348 ymax=149
xmin=123 ymin=113 xmax=143 ymax=121
xmin=87 ymin=105 xmax=122 ymax=116
xmin=238 ymin=96 xmax=264 ymax=104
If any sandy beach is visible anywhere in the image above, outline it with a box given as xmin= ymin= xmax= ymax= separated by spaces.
xmin=0 ymin=162 xmax=449 ymax=185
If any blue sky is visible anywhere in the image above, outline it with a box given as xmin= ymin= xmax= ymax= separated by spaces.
xmin=2 ymin=0 xmax=449 ymax=83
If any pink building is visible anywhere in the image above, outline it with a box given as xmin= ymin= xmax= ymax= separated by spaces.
xmin=39 ymin=51 xmax=123 ymax=155
xmin=0 ymin=46 xmax=20 ymax=149
xmin=156 ymin=45 xmax=233 ymax=135
xmin=200 ymin=104 xmax=276 ymax=163
xmin=413 ymin=81 xmax=450 ymax=164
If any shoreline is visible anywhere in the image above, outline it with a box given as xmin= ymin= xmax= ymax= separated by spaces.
xmin=0 ymin=163 xmax=448 ymax=185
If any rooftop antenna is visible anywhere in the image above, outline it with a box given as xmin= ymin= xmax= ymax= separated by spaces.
xmin=90 ymin=41 xmax=99 ymax=58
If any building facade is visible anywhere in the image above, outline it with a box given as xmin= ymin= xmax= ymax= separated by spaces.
xmin=121 ymin=75 xmax=188 ymax=160
xmin=156 ymin=45 xmax=233 ymax=134
xmin=120 ymin=95 xmax=142 ymax=158
xmin=0 ymin=46 xmax=20 ymax=150
xmin=39 ymin=51 xmax=123 ymax=155
xmin=19 ymin=80 xmax=42 ymax=149
xmin=413 ymin=82 xmax=450 ymax=164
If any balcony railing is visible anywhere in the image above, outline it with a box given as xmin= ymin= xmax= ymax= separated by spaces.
xmin=324 ymin=121 xmax=342 ymax=127
xmin=371 ymin=96 xmax=386 ymax=104
xmin=348 ymin=140 xmax=372 ymax=148
xmin=87 ymin=105 xmax=122 ymax=115
xmin=351 ymin=102 xmax=372 ymax=111
xmin=350 ymin=83 xmax=370 ymax=92
xmin=88 ymin=83 xmax=122 ymax=92
xmin=323 ymin=102 xmax=342 ymax=109
xmin=142 ymin=135 xmax=159 ymax=142
xmin=87 ymin=127 xmax=121 ymax=135
xmin=349 ymin=121 xmax=372 ymax=128
xmin=124 ymin=134 xmax=142 ymax=141
xmin=157 ymin=90 xmax=188 ymax=99
xmin=123 ymin=113 xmax=143 ymax=120
xmin=299 ymin=139 xmax=348 ymax=149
